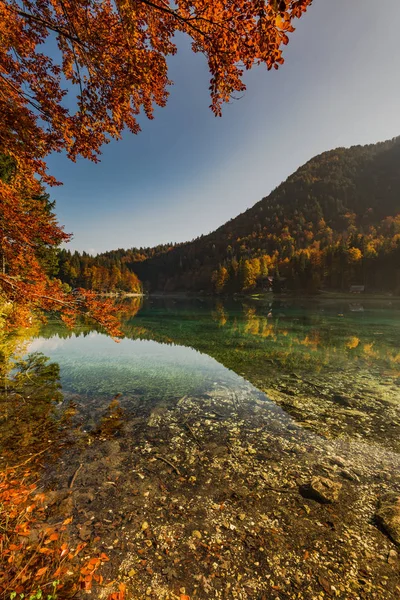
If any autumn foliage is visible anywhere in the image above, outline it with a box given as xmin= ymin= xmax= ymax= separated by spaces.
xmin=0 ymin=469 xmax=112 ymax=598
xmin=122 ymin=137 xmax=400 ymax=295
xmin=0 ymin=0 xmax=312 ymax=330
xmin=0 ymin=154 xmax=123 ymax=334
xmin=0 ymin=352 xmax=127 ymax=600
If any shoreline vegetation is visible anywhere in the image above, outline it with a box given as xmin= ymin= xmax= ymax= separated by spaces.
xmin=100 ymin=290 xmax=399 ymax=298
xmin=0 ymin=318 xmax=122 ymax=600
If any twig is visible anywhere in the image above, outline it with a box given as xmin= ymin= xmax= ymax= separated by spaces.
xmin=209 ymin=409 xmax=230 ymax=419
xmin=181 ymin=407 xmax=195 ymax=422
xmin=154 ymin=454 xmax=181 ymax=477
xmin=231 ymin=392 xmax=240 ymax=412
xmin=69 ymin=463 xmax=83 ymax=488
xmin=182 ymin=421 xmax=202 ymax=448
xmin=227 ymin=443 xmax=239 ymax=459
xmin=177 ymin=394 xmax=188 ymax=405
xmin=292 ymin=373 xmax=326 ymax=393
xmin=6 ymin=546 xmax=41 ymax=593
xmin=10 ymin=443 xmax=54 ymax=470
xmin=198 ymin=413 xmax=224 ymax=421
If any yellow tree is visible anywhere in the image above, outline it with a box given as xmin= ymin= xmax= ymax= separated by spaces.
xmin=212 ymin=265 xmax=229 ymax=293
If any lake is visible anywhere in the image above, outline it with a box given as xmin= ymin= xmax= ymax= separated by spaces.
xmin=14 ymin=297 xmax=400 ymax=597
xmin=30 ymin=296 xmax=400 ymax=449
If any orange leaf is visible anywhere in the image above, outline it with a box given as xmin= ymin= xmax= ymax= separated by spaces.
xmin=8 ymin=544 xmax=21 ymax=551
xmin=88 ymin=557 xmax=101 ymax=566
xmin=74 ymin=542 xmax=87 ymax=556
xmin=35 ymin=566 xmax=48 ymax=578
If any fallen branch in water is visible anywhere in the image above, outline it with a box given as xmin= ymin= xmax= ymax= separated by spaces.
xmin=10 ymin=443 xmax=54 ymax=470
xmin=154 ymin=454 xmax=181 ymax=476
xmin=182 ymin=421 xmax=202 ymax=448
xmin=69 ymin=463 xmax=83 ymax=488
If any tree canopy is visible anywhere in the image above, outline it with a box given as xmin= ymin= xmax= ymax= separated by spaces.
xmin=0 ymin=0 xmax=312 ymax=331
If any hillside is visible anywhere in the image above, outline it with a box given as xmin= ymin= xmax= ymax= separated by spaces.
xmin=59 ymin=136 xmax=400 ymax=294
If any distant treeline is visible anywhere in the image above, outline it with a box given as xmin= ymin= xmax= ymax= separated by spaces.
xmin=58 ymin=137 xmax=400 ymax=295
xmin=58 ymin=249 xmax=143 ymax=293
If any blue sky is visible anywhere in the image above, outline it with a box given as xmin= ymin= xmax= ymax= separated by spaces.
xmin=47 ymin=0 xmax=400 ymax=254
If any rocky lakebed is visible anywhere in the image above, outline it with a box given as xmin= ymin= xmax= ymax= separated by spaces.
xmin=42 ymin=381 xmax=400 ymax=600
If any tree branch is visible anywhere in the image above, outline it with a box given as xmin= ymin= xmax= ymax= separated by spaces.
xmin=8 ymin=7 xmax=87 ymax=47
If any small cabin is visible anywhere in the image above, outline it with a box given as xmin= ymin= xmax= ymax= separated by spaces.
xmin=265 ymin=276 xmax=274 ymax=291
xmin=349 ymin=285 xmax=365 ymax=294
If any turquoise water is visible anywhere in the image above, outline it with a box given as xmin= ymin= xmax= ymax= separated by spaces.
xmin=27 ymin=333 xmax=249 ymax=400
xmin=28 ymin=296 xmax=400 ymax=445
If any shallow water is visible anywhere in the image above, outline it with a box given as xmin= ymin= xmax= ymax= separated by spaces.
xmin=30 ymin=296 xmax=400 ymax=446
xmin=28 ymin=334 xmax=244 ymax=399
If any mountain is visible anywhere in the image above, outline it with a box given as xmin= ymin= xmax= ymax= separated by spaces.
xmin=59 ymin=136 xmax=400 ymax=294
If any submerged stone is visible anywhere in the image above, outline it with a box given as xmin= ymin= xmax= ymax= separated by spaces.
xmin=376 ymin=493 xmax=400 ymax=546
xmin=332 ymin=394 xmax=356 ymax=408
xmin=300 ymin=476 xmax=342 ymax=504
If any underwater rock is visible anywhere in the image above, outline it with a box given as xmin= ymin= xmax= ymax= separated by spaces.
xmin=339 ymin=469 xmax=360 ymax=483
xmin=329 ymin=456 xmax=347 ymax=468
xmin=147 ymin=406 xmax=168 ymax=427
xmin=58 ymin=493 xmax=74 ymax=517
xmin=332 ymin=394 xmax=356 ymax=408
xmin=300 ymin=476 xmax=342 ymax=504
xmin=44 ymin=488 xmax=74 ymax=516
xmin=192 ymin=530 xmax=202 ymax=539
xmin=376 ymin=493 xmax=400 ymax=546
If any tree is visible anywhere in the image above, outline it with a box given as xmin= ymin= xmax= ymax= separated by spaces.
xmin=0 ymin=160 xmax=121 ymax=334
xmin=239 ymin=258 xmax=258 ymax=290
xmin=0 ymin=0 xmax=312 ymax=331
xmin=347 ymin=247 xmax=362 ymax=263
xmin=211 ymin=265 xmax=229 ymax=293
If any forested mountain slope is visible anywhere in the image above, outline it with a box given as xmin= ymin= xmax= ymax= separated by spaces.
xmin=132 ymin=136 xmax=400 ymax=293
xmin=59 ymin=136 xmax=400 ymax=294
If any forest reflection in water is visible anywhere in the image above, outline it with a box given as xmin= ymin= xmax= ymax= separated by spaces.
xmin=28 ymin=295 xmax=400 ymax=449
